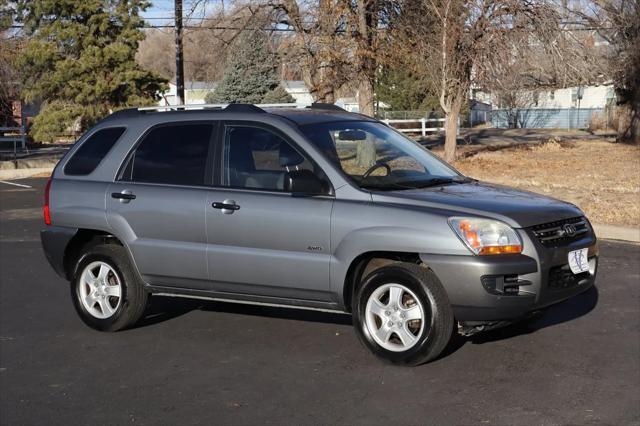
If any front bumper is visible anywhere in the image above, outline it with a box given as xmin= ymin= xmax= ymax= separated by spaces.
xmin=420 ymin=229 xmax=598 ymax=322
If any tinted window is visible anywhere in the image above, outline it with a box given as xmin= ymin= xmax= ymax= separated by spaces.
xmin=123 ymin=123 xmax=213 ymax=186
xmin=223 ymin=125 xmax=321 ymax=191
xmin=64 ymin=127 xmax=125 ymax=175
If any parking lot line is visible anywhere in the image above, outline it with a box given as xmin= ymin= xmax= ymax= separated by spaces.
xmin=0 ymin=180 xmax=32 ymax=188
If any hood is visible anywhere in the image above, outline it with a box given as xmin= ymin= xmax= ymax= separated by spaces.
xmin=371 ymin=181 xmax=583 ymax=228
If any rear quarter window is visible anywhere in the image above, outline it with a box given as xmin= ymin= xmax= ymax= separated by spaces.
xmin=64 ymin=127 xmax=126 ymax=176
xmin=120 ymin=123 xmax=214 ymax=186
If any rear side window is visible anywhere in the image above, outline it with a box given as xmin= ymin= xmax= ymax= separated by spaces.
xmin=121 ymin=123 xmax=213 ymax=186
xmin=64 ymin=127 xmax=125 ymax=175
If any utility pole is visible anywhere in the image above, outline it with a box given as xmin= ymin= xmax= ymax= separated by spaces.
xmin=174 ymin=0 xmax=185 ymax=105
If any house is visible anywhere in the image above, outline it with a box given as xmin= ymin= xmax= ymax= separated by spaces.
xmin=470 ymin=84 xmax=616 ymax=129
xmin=281 ymin=80 xmax=314 ymax=104
xmin=158 ymin=80 xmax=377 ymax=112
xmin=159 ymin=81 xmax=217 ymax=105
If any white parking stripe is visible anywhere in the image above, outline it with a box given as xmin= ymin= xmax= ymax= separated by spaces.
xmin=0 ymin=180 xmax=32 ymax=188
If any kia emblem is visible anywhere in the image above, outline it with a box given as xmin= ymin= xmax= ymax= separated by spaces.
xmin=562 ymin=223 xmax=577 ymax=237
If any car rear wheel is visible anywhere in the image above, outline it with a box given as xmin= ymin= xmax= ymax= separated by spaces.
xmin=71 ymin=244 xmax=148 ymax=331
xmin=353 ymin=263 xmax=454 ymax=365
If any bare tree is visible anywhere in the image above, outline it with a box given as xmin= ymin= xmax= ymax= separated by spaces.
xmin=396 ymin=0 xmax=565 ymax=161
xmin=137 ymin=4 xmax=274 ymax=84
xmin=271 ymin=1 xmax=352 ymax=103
xmin=571 ymin=0 xmax=639 ymax=143
xmin=272 ymin=1 xmax=397 ymax=115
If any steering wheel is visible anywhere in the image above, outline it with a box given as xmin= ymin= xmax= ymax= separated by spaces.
xmin=362 ymin=161 xmax=391 ymax=179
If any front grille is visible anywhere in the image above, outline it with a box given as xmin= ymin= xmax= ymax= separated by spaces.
xmin=548 ymin=264 xmax=590 ymax=290
xmin=530 ymin=216 xmax=590 ymax=247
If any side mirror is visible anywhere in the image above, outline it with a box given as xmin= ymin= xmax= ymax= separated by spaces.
xmin=284 ymin=170 xmax=326 ymax=195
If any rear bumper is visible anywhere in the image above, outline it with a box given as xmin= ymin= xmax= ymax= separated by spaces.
xmin=41 ymin=226 xmax=77 ymax=279
xmin=420 ymin=231 xmax=598 ymax=322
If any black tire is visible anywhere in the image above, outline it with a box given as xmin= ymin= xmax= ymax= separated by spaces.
xmin=70 ymin=244 xmax=148 ymax=331
xmin=353 ymin=263 xmax=454 ymax=366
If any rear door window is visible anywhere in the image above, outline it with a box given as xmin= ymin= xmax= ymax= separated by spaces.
xmin=64 ymin=127 xmax=125 ymax=175
xmin=121 ymin=123 xmax=214 ymax=186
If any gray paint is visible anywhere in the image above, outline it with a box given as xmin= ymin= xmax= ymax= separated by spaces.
xmin=42 ymin=107 xmax=599 ymax=321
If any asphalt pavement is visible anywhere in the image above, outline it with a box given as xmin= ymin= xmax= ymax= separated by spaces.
xmin=1 ymin=178 xmax=639 ymax=425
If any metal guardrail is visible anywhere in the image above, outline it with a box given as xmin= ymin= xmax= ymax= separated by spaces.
xmin=381 ymin=118 xmax=447 ymax=136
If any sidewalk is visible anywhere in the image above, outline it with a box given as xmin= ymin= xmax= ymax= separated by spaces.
xmin=593 ymin=223 xmax=640 ymax=243
xmin=0 ymin=158 xmax=59 ymax=180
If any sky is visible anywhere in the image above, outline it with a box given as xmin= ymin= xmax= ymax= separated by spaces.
xmin=142 ymin=0 xmax=215 ymax=26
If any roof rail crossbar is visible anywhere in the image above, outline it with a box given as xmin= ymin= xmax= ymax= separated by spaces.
xmin=137 ymin=102 xmax=307 ymax=113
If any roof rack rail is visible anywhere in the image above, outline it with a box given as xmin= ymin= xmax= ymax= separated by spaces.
xmin=137 ymin=103 xmax=307 ymax=112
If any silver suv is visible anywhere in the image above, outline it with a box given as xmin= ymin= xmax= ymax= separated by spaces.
xmin=41 ymin=103 xmax=598 ymax=365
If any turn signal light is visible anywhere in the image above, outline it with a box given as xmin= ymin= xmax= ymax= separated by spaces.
xmin=478 ymin=245 xmax=523 ymax=255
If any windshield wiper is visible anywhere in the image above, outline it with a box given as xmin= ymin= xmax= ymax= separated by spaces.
xmin=359 ymin=182 xmax=413 ymax=191
xmin=360 ymin=176 xmax=474 ymax=191
xmin=409 ymin=176 xmax=474 ymax=188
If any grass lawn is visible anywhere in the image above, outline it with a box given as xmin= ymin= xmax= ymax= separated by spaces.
xmin=440 ymin=139 xmax=640 ymax=227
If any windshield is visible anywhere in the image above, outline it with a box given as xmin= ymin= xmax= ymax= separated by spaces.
xmin=299 ymin=121 xmax=465 ymax=191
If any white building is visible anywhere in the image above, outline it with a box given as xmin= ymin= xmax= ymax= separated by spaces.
xmin=159 ymin=80 xmax=376 ymax=112
xmin=159 ymin=81 xmax=217 ymax=105
xmin=473 ymin=84 xmax=616 ymax=110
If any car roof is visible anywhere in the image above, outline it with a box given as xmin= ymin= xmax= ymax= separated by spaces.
xmin=265 ymin=108 xmax=376 ymax=125
xmin=100 ymin=103 xmax=377 ymax=127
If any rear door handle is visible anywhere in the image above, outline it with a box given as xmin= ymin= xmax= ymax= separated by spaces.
xmin=212 ymin=199 xmax=240 ymax=214
xmin=112 ymin=190 xmax=136 ymax=203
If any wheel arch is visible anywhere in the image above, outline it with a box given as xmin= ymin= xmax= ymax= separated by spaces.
xmin=341 ymin=251 xmax=422 ymax=313
xmin=63 ymin=229 xmax=125 ymax=280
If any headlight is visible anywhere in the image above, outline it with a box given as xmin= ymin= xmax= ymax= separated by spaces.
xmin=448 ymin=217 xmax=522 ymax=255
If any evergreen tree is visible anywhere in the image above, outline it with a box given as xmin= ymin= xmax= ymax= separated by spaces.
xmin=17 ymin=0 xmax=166 ymax=142
xmin=376 ymin=66 xmax=440 ymax=112
xmin=262 ymin=85 xmax=295 ymax=104
xmin=206 ymin=30 xmax=293 ymax=104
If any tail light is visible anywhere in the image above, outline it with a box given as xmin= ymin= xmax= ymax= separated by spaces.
xmin=44 ymin=177 xmax=52 ymax=225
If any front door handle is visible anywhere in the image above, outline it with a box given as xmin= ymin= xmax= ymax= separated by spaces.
xmin=112 ymin=190 xmax=136 ymax=203
xmin=212 ymin=199 xmax=240 ymax=214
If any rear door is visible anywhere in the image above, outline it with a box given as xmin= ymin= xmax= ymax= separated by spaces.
xmin=205 ymin=122 xmax=334 ymax=301
xmin=107 ymin=121 xmax=216 ymax=289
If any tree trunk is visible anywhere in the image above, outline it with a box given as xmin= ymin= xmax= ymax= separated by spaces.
xmin=444 ymin=106 xmax=460 ymax=163
xmin=358 ymin=77 xmax=375 ymax=116
xmin=616 ymin=104 xmax=639 ymax=143
xmin=356 ymin=77 xmax=376 ymax=168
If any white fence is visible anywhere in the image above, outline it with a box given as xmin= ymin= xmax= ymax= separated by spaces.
xmin=381 ymin=118 xmax=446 ymax=136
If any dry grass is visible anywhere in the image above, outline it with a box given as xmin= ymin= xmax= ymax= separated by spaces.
xmin=442 ymin=139 xmax=640 ymax=227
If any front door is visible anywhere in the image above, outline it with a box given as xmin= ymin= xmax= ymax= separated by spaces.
xmin=107 ymin=122 xmax=216 ymax=289
xmin=205 ymin=123 xmax=334 ymax=301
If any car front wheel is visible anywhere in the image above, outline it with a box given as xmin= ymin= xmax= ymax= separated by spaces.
xmin=353 ymin=263 xmax=454 ymax=366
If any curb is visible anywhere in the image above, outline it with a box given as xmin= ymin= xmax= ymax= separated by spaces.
xmin=593 ymin=224 xmax=640 ymax=243
xmin=0 ymin=167 xmax=54 ymax=180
